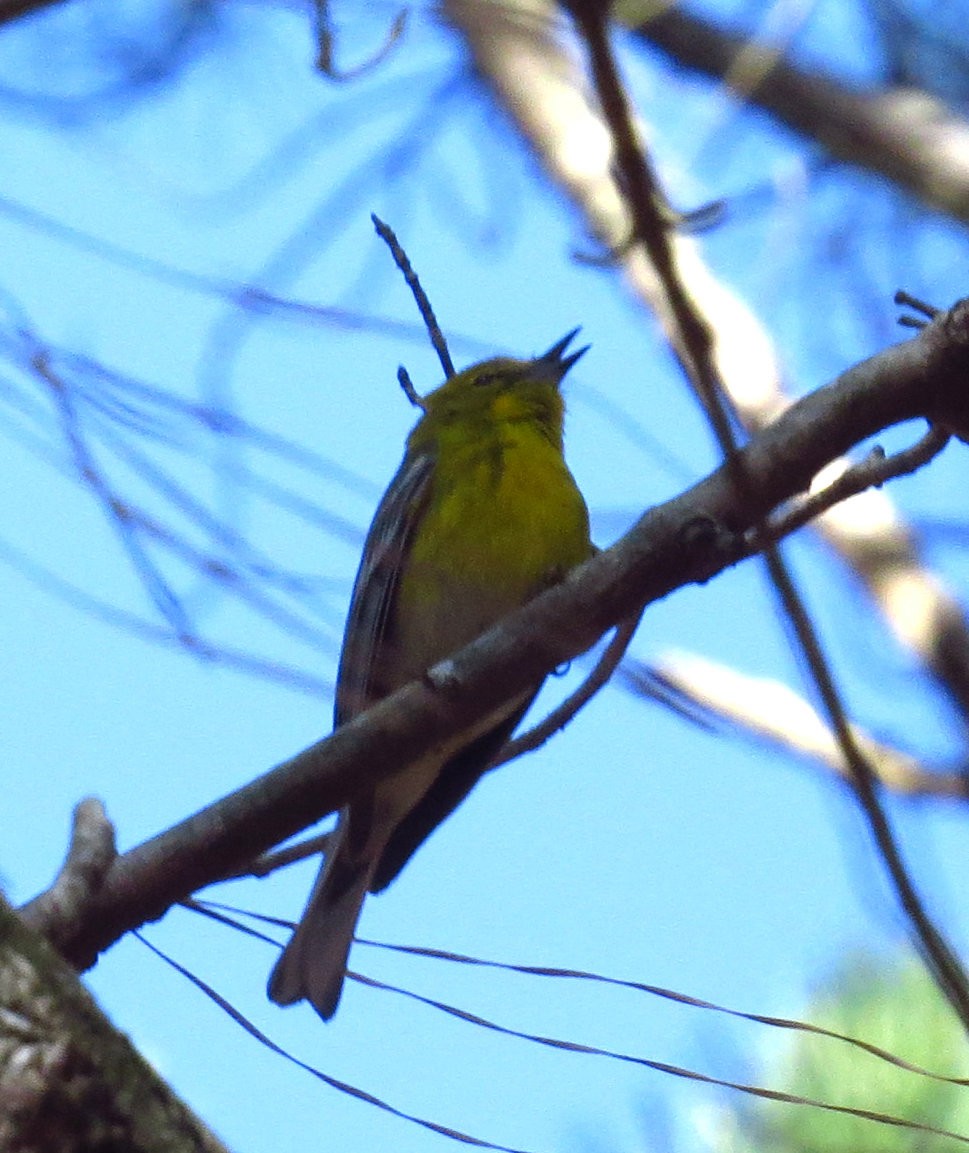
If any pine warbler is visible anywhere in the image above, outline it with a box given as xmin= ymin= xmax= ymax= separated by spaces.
xmin=268 ymin=330 xmax=593 ymax=1019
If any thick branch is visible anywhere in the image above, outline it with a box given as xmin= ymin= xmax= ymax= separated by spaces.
xmin=0 ymin=894 xmax=230 ymax=1153
xmin=0 ymin=0 xmax=67 ymax=25
xmin=622 ymin=3 xmax=969 ymax=224
xmin=24 ymin=306 xmax=969 ymax=971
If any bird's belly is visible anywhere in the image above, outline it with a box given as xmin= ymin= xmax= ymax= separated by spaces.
xmin=365 ymin=689 xmax=529 ymax=847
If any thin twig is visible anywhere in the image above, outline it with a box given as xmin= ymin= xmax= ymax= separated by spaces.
xmin=347 ymin=971 xmax=969 ymax=1146
xmin=497 ymin=611 xmax=642 ymax=765
xmin=371 ymin=213 xmax=455 ymax=378
xmin=750 ymin=426 xmax=951 ymax=549
xmin=895 ymin=289 xmax=939 ymax=323
xmin=313 ymin=2 xmax=408 ymax=80
xmin=397 ymin=364 xmax=426 ymax=409
xmin=137 ymin=930 xmax=532 ymax=1153
xmin=233 ymin=832 xmax=333 ymax=880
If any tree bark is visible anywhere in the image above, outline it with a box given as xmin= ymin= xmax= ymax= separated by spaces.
xmin=0 ymin=895 xmax=231 ymax=1153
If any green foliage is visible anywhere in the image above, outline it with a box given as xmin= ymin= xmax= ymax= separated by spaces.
xmin=727 ymin=954 xmax=969 ymax=1153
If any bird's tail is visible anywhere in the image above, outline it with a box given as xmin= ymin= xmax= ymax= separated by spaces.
xmin=267 ymin=835 xmax=373 ymax=1020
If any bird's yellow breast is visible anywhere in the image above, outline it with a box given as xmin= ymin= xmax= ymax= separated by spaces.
xmin=391 ymin=419 xmax=591 ymax=683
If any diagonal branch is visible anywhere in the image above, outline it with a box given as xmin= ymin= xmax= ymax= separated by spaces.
xmin=19 ymin=303 xmax=969 ymax=972
xmin=0 ymin=893 xmax=230 ymax=1153
xmin=0 ymin=0 xmax=66 ymax=25
xmin=560 ymin=0 xmax=969 ymax=1030
xmin=635 ymin=650 xmax=969 ymax=800
xmin=621 ymin=2 xmax=969 ymax=225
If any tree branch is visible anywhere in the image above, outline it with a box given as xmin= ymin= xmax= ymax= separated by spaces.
xmin=566 ymin=1 xmax=969 ymax=1028
xmin=0 ymin=0 xmax=67 ymax=26
xmin=641 ymin=651 xmax=969 ymax=799
xmin=19 ymin=799 xmax=117 ymax=952
xmin=621 ymin=2 xmax=969 ymax=225
xmin=19 ymin=302 xmax=969 ymax=972
xmin=0 ymin=893 xmax=230 ymax=1153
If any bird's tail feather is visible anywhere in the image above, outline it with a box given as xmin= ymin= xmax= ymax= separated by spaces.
xmin=267 ymin=840 xmax=373 ymax=1020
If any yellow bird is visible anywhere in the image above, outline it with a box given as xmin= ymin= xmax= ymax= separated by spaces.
xmin=268 ymin=331 xmax=593 ymax=1019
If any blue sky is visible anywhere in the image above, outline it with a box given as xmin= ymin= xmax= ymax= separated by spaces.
xmin=2 ymin=3 xmax=969 ymax=1151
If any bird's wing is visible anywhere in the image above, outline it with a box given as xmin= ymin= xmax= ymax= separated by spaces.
xmin=370 ymin=690 xmax=537 ymax=892
xmin=335 ymin=449 xmax=435 ymax=727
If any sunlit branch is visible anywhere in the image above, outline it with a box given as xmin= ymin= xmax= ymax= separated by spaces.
xmin=628 ymin=651 xmax=969 ymax=800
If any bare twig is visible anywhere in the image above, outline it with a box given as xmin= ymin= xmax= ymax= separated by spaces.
xmin=135 ymin=930 xmax=537 ymax=1153
xmin=895 ymin=289 xmax=940 ymax=323
xmin=750 ymin=426 xmax=951 ymax=548
xmin=371 ymin=213 xmax=456 ymax=379
xmin=397 ymin=364 xmax=426 ymax=410
xmin=313 ymin=2 xmax=408 ymax=79
xmin=238 ymin=832 xmax=333 ymax=880
xmin=497 ymin=610 xmax=643 ymax=764
xmin=348 ymin=968 xmax=969 ymax=1145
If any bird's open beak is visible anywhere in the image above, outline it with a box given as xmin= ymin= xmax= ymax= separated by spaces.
xmin=531 ymin=327 xmax=589 ymax=385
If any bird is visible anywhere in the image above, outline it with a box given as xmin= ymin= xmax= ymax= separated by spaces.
xmin=268 ymin=330 xmax=593 ymax=1019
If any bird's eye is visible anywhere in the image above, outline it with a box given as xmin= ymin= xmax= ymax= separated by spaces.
xmin=473 ymin=369 xmax=502 ymax=387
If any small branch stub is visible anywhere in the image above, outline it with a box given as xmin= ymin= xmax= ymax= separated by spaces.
xmin=19 ymin=799 xmax=116 ymax=951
